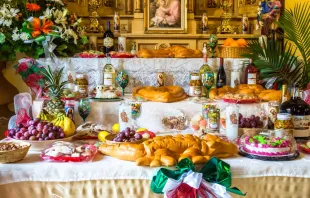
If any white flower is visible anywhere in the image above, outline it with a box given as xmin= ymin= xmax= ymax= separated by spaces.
xmin=12 ymin=33 xmax=19 ymax=41
xmin=13 ymin=27 xmax=19 ymax=34
xmin=61 ymin=28 xmax=78 ymax=44
xmin=20 ymin=32 xmax=29 ymax=41
xmin=43 ymin=7 xmax=54 ymax=19
xmin=0 ymin=4 xmax=19 ymax=27
xmin=53 ymin=9 xmax=68 ymax=27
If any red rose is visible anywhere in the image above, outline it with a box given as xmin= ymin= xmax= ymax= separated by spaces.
xmin=16 ymin=62 xmax=29 ymax=73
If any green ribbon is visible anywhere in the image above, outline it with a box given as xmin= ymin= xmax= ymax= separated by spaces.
xmin=150 ymin=157 xmax=246 ymax=196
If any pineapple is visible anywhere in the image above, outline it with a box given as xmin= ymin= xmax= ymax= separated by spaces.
xmin=41 ymin=65 xmax=68 ymax=115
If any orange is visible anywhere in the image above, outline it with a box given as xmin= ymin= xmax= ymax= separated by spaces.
xmin=230 ymin=41 xmax=240 ymax=47
xmin=237 ymin=38 xmax=247 ymax=47
xmin=224 ymin=38 xmax=234 ymax=46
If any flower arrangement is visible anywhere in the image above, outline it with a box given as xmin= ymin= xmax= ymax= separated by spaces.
xmin=0 ymin=0 xmax=88 ymax=61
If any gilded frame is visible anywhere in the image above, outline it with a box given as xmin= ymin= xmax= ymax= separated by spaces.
xmin=144 ymin=0 xmax=187 ymax=34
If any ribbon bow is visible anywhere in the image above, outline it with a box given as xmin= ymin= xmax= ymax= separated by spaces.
xmin=151 ymin=157 xmax=246 ymax=198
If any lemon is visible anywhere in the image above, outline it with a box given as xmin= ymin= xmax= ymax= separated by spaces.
xmin=98 ymin=131 xmax=110 ymax=142
xmin=112 ymin=123 xmax=120 ymax=133
xmin=136 ymin=128 xmax=148 ymax=132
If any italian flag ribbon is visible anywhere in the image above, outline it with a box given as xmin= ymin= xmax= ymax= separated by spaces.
xmin=150 ymin=157 xmax=246 ymax=198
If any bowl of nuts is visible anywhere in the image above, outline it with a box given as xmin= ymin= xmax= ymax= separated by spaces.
xmin=0 ymin=141 xmax=31 ymax=163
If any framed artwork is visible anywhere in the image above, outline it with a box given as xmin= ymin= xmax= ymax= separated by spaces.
xmin=144 ymin=0 xmax=187 ymax=34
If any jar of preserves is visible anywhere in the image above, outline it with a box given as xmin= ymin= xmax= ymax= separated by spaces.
xmin=189 ymin=73 xmax=202 ymax=97
xmin=274 ymin=113 xmax=294 ymax=137
xmin=207 ymin=107 xmax=220 ymax=132
xmin=75 ymin=73 xmax=88 ymax=98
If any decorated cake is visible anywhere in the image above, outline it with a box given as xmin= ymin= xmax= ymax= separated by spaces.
xmin=95 ymin=86 xmax=118 ymax=99
xmin=243 ymin=135 xmax=292 ymax=156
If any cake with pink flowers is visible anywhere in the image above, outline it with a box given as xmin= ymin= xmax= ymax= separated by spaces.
xmin=243 ymin=135 xmax=292 ymax=156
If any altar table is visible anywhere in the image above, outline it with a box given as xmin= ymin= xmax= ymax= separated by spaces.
xmin=1 ymin=151 xmax=310 ymax=198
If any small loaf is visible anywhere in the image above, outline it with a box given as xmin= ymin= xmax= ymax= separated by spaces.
xmin=137 ymin=46 xmax=202 ymax=58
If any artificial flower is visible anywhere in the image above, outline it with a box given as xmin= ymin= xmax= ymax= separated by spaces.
xmin=20 ymin=32 xmax=29 ymax=41
xmin=16 ymin=62 xmax=29 ymax=73
xmin=26 ymin=3 xmax=41 ymax=12
xmin=23 ymin=17 xmax=54 ymax=38
xmin=53 ymin=8 xmax=68 ymax=27
xmin=12 ymin=33 xmax=20 ymax=41
xmin=0 ymin=32 xmax=6 ymax=44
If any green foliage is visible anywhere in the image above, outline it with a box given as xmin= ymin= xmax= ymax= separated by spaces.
xmin=243 ymin=39 xmax=308 ymax=88
xmin=277 ymin=2 xmax=310 ymax=80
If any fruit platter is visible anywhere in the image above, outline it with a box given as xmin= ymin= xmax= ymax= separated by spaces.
xmin=40 ymin=141 xmax=97 ymax=162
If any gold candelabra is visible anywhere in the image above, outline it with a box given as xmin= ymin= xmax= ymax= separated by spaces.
xmin=87 ymin=0 xmax=104 ymax=33
xmin=217 ymin=0 xmax=235 ymax=34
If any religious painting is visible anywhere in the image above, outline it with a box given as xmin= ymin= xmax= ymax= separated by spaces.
xmin=144 ymin=0 xmax=187 ymax=34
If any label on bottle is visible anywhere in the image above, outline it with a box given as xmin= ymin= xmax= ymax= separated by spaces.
xmin=189 ymin=86 xmax=202 ymax=97
xmin=104 ymin=37 xmax=114 ymax=48
xmin=104 ymin=73 xmax=113 ymax=86
xmin=292 ymin=115 xmax=310 ymax=137
xmin=247 ymin=73 xmax=257 ymax=84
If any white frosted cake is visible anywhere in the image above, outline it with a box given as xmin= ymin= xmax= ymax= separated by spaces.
xmin=95 ymin=85 xmax=117 ymax=99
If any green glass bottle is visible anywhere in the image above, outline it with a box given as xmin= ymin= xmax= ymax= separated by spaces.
xmin=199 ymin=56 xmax=212 ymax=97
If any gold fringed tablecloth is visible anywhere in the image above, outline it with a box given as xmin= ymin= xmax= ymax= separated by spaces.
xmin=1 ymin=177 xmax=309 ymax=198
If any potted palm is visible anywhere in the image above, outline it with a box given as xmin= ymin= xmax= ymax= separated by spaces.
xmin=243 ymin=2 xmax=310 ymax=89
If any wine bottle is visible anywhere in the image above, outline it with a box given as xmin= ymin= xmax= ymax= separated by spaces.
xmin=245 ymin=59 xmax=258 ymax=85
xmin=280 ymin=84 xmax=289 ymax=104
xmin=216 ymin=58 xmax=226 ymax=88
xmin=103 ymin=55 xmax=116 ymax=87
xmin=103 ymin=21 xmax=114 ymax=54
xmin=280 ymin=85 xmax=310 ymax=139
xmin=199 ymin=57 xmax=212 ymax=97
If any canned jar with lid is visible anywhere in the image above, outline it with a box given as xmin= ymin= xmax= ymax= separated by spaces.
xmin=274 ymin=113 xmax=294 ymax=136
xmin=189 ymin=73 xmax=202 ymax=97
xmin=75 ymin=73 xmax=89 ymax=98
xmin=207 ymin=107 xmax=220 ymax=131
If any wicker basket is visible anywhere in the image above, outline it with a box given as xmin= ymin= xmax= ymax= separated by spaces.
xmin=0 ymin=142 xmax=31 ymax=163
xmin=219 ymin=46 xmax=248 ymax=58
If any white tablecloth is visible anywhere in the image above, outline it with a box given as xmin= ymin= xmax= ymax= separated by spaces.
xmin=1 ymin=152 xmax=310 ymax=185
xmin=32 ymin=97 xmax=268 ymax=133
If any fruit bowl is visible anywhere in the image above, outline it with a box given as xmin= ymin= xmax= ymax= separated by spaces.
xmin=105 ymin=134 xmax=146 ymax=145
xmin=7 ymin=136 xmax=73 ymax=151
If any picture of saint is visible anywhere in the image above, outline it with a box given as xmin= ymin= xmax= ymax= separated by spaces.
xmin=150 ymin=0 xmax=181 ymax=27
xmin=242 ymin=15 xmax=249 ymax=33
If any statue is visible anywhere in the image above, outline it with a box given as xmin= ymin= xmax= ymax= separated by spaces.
xmin=257 ymin=0 xmax=282 ymax=35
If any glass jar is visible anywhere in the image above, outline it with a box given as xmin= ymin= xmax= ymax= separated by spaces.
xmin=274 ymin=113 xmax=294 ymax=137
xmin=202 ymin=104 xmax=217 ymax=119
xmin=189 ymin=72 xmax=202 ymax=97
xmin=207 ymin=107 xmax=220 ymax=132
xmin=75 ymin=73 xmax=89 ymax=98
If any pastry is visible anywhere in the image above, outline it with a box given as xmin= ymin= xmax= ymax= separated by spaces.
xmin=133 ymin=86 xmax=188 ymax=103
xmin=242 ymin=135 xmax=292 ymax=156
xmin=137 ymin=46 xmax=202 ymax=58
xmin=258 ymin=90 xmax=289 ymax=102
xmin=99 ymin=134 xmax=238 ymax=167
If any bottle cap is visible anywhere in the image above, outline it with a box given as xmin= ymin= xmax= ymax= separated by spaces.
xmin=277 ymin=113 xmax=292 ymax=120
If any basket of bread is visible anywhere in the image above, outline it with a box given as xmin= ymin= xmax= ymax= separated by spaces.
xmin=218 ymin=38 xmax=248 ymax=58
xmin=209 ymin=84 xmax=288 ymax=103
xmin=0 ymin=141 xmax=31 ymax=163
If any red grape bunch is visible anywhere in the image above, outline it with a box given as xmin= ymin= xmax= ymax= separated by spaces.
xmin=238 ymin=114 xmax=264 ymax=128
xmin=8 ymin=118 xmax=65 ymax=141
xmin=113 ymin=127 xmax=142 ymax=142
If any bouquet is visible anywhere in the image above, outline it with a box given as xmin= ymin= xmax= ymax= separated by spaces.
xmin=0 ymin=0 xmax=88 ymax=61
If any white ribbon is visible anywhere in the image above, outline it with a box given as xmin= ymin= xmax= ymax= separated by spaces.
xmin=162 ymin=170 xmax=231 ymax=198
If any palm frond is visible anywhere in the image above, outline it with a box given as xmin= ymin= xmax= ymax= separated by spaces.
xmin=242 ymin=39 xmax=308 ymax=88
xmin=278 ymin=2 xmax=310 ymax=79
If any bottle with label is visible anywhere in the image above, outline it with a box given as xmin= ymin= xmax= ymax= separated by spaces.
xmin=113 ymin=12 xmax=120 ymax=33
xmin=199 ymin=57 xmax=212 ymax=97
xmin=226 ymin=103 xmax=239 ymax=141
xmin=103 ymin=55 xmax=116 ymax=87
xmin=75 ymin=73 xmax=88 ymax=98
xmin=189 ymin=73 xmax=202 ymax=97
xmin=281 ymin=84 xmax=289 ymax=104
xmin=245 ymin=59 xmax=258 ymax=85
xmin=216 ymin=58 xmax=226 ymax=88
xmin=280 ymin=85 xmax=310 ymax=139
xmin=103 ymin=21 xmax=114 ymax=54
xmin=230 ymin=60 xmax=241 ymax=88
xmin=66 ymin=60 xmax=76 ymax=90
